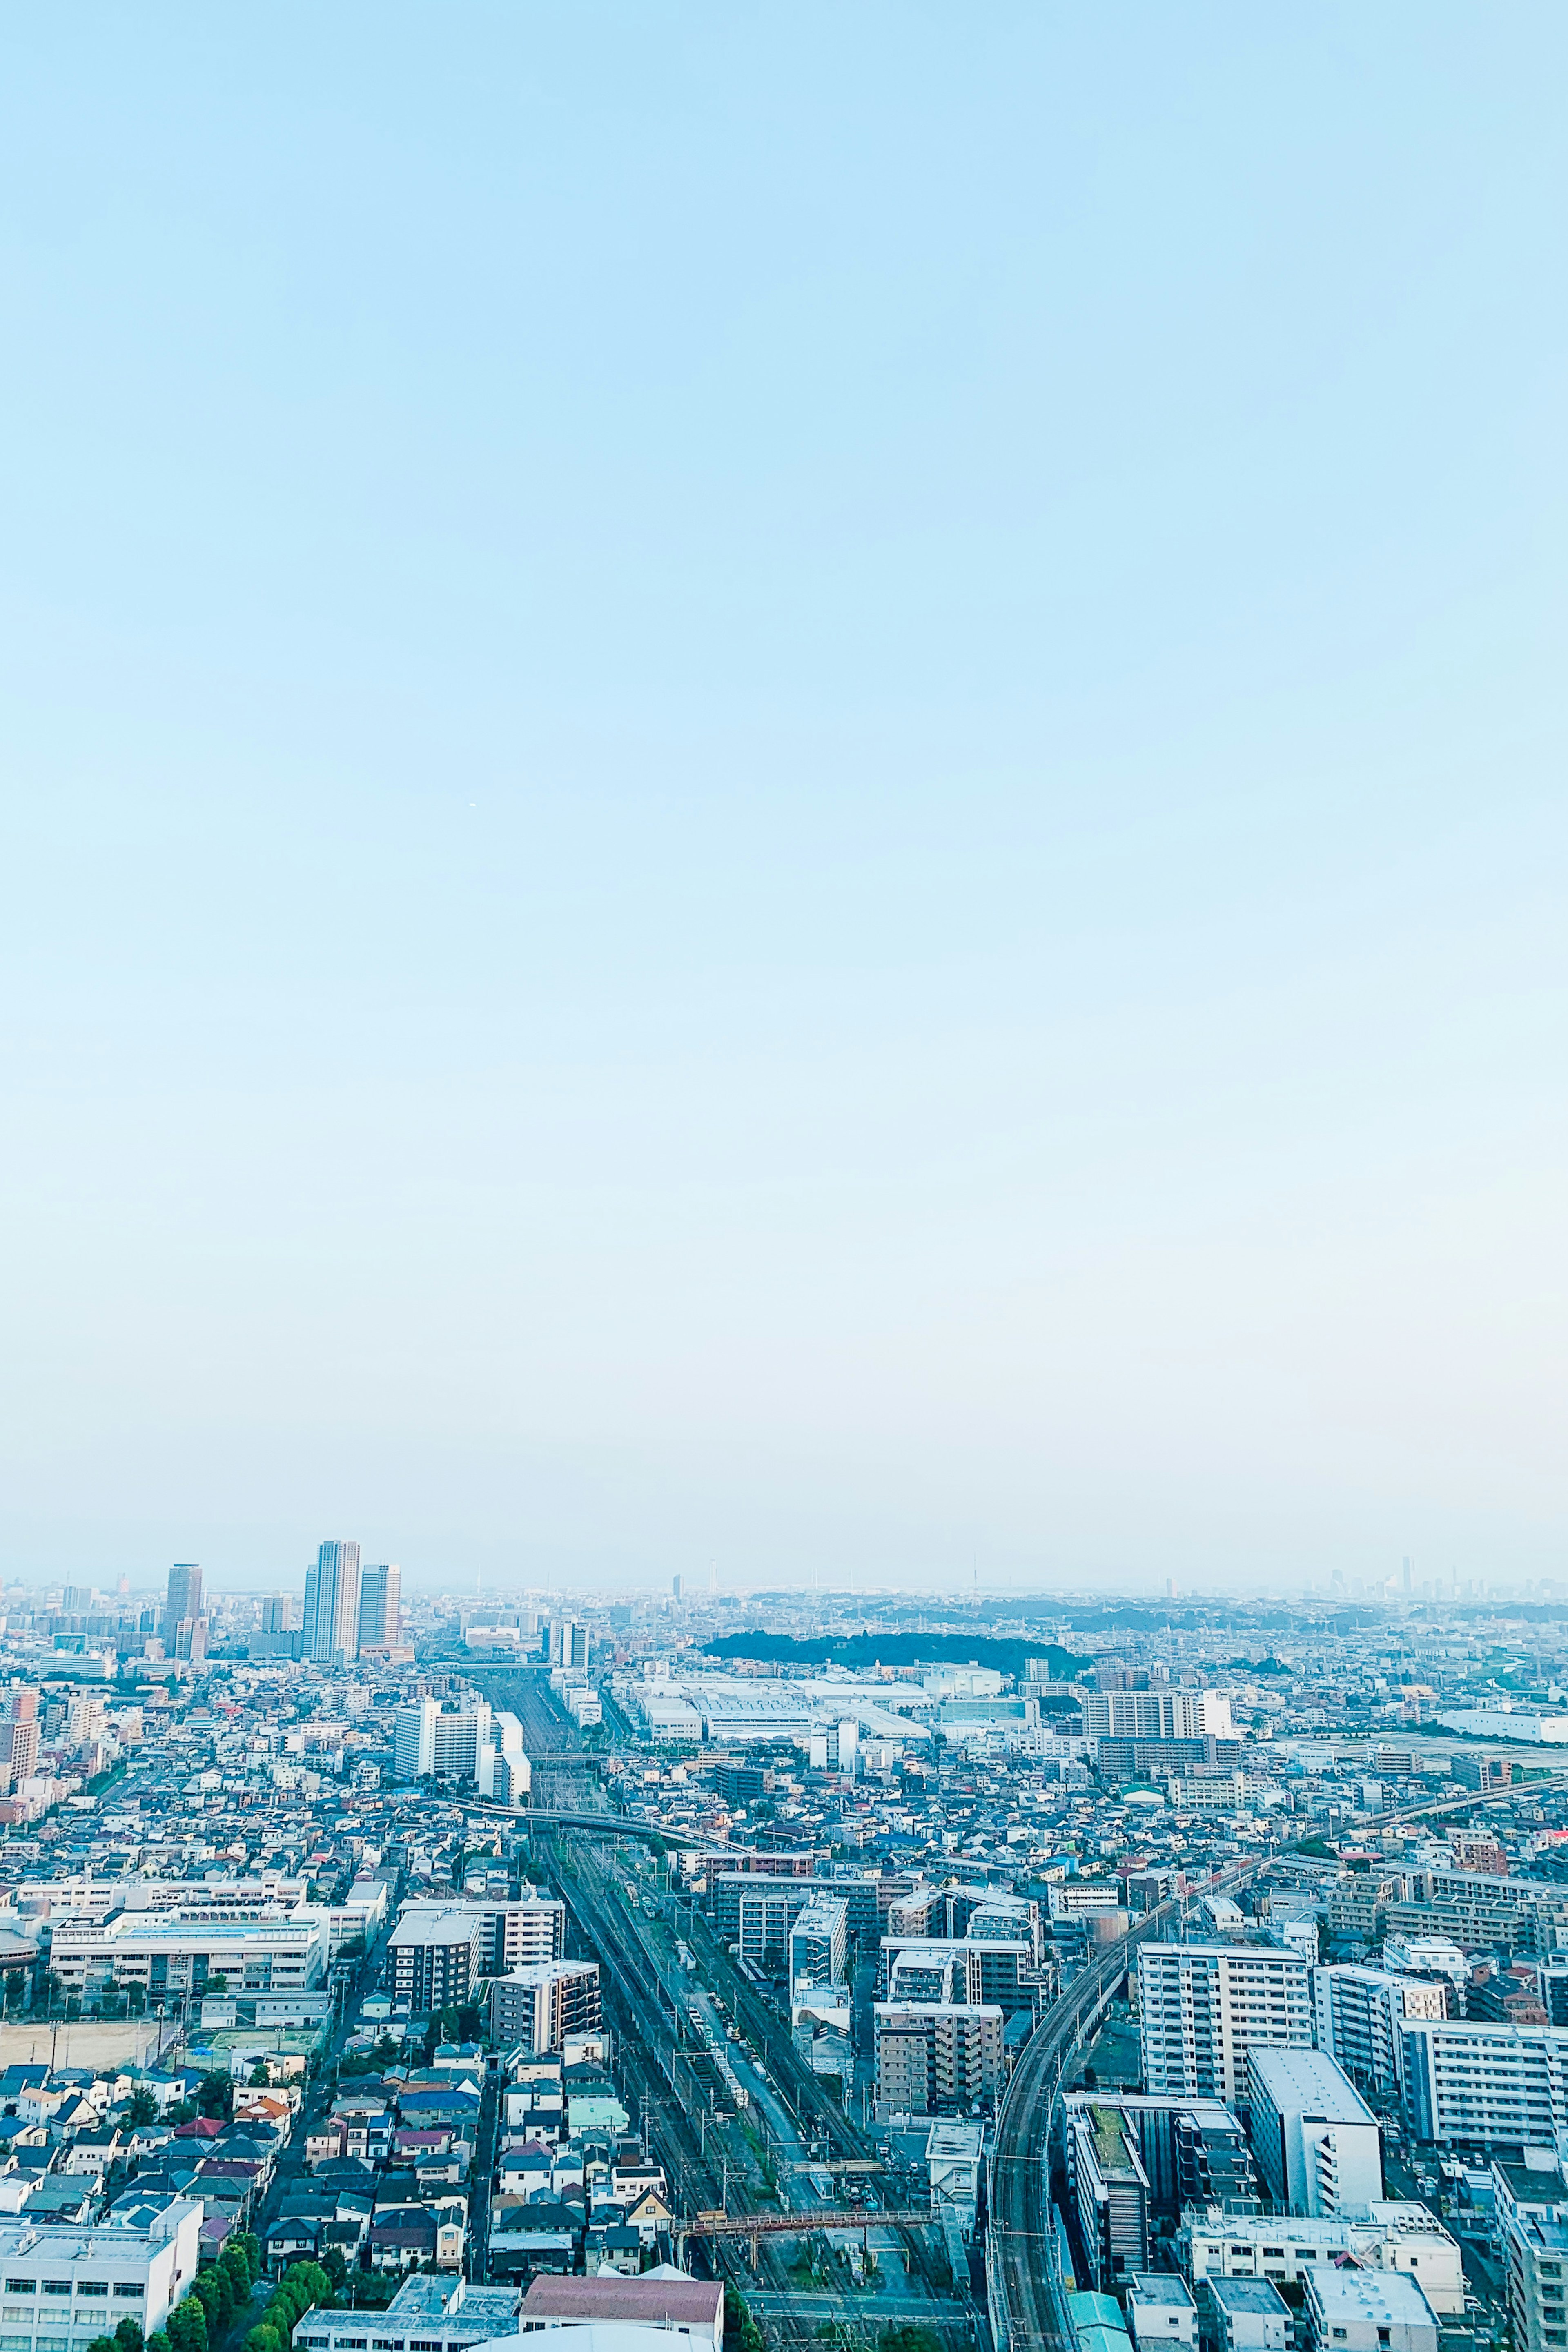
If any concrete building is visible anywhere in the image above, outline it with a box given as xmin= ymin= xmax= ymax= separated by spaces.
xmin=1061 ymin=2094 xmax=1258 ymax=2219
xmin=873 ymin=2001 xmax=1003 ymax=2116
xmin=788 ymin=1899 xmax=849 ymax=2000
xmin=0 ymin=2204 xmax=204 ymax=2337
xmin=1379 ymin=1936 xmax=1469 ymax=1996
xmin=1067 ymin=2100 xmax=1151 ymax=2289
xmin=293 ymin=2277 xmax=523 ymax=2352
xmin=1301 ymin=2270 xmax=1439 ymax=2352
xmin=1384 ymin=1870 xmax=1568 ymax=1958
xmin=925 ymin=2120 xmax=984 ymax=2243
xmin=1128 ymin=2275 xmax=1198 ymax=2352
xmin=1179 ymin=2207 xmax=1464 ymax=2314
xmin=491 ymin=1959 xmax=601 ymax=2053
xmin=393 ymin=1699 xmax=438 ymax=1780
xmin=477 ymin=1714 xmax=530 ymax=1808
xmin=389 ymin=1906 xmax=484 ymax=2011
xmin=1245 ymin=2047 xmax=1384 ymax=2218
xmin=356 ymin=1564 xmax=402 ymax=1651
xmin=1196 ymin=2278 xmax=1289 ymax=2352
xmin=303 ymin=1539 xmax=362 ymax=1666
xmin=1080 ymin=1692 xmax=1235 ymax=1742
xmin=1398 ymin=2019 xmax=1568 ymax=2148
xmin=50 ymin=1898 xmax=327 ymax=1996
xmin=1137 ymin=1943 xmax=1312 ymax=2104
xmin=1313 ymin=1967 xmax=1448 ymax=2096
xmin=1496 ymin=2161 xmax=1568 ymax=2352
xmin=518 ymin=2274 xmax=723 ymax=2351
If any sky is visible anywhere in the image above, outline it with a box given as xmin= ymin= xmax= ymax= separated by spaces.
xmin=1 ymin=6 xmax=1566 ymax=1598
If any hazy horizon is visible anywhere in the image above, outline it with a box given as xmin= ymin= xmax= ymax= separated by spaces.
xmin=4 ymin=8 xmax=1566 ymax=1590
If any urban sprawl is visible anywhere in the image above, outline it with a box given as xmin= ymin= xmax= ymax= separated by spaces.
xmin=5 ymin=1556 xmax=1568 ymax=2352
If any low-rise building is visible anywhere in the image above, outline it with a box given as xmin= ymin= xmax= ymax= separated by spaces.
xmin=1301 ymin=2268 xmax=1439 ymax=2352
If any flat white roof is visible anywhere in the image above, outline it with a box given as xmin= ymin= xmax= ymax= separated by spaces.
xmin=1247 ymin=2045 xmax=1376 ymax=2124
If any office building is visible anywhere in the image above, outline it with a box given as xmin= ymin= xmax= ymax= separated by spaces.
xmin=1180 ymin=2208 xmax=1463 ymax=2314
xmin=1067 ymin=2100 xmax=1151 ymax=2288
xmin=1138 ymin=1943 xmax=1312 ymax=2104
xmin=261 ymin=1594 xmax=298 ymax=1633
xmin=1399 ymin=2018 xmax=1568 ymax=2148
xmin=1312 ymin=1966 xmax=1448 ymax=2096
xmin=303 ymin=1539 xmax=362 ymax=1665
xmin=873 ymin=2001 xmax=1003 ymax=2116
xmin=1301 ymin=2270 xmax=1438 ymax=2352
xmin=0 ymin=2205 xmax=203 ymax=2336
xmin=356 ymin=1563 xmax=401 ymax=1650
xmin=1246 ymin=2046 xmax=1383 ymax=2218
xmin=1080 ymin=1691 xmax=1234 ymax=1743
xmin=547 ymin=1618 xmax=589 ymax=1670
xmin=491 ymin=1958 xmax=601 ymax=2052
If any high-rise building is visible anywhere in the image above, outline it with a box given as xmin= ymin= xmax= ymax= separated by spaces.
xmin=261 ymin=1594 xmax=298 ymax=1633
xmin=303 ymin=1539 xmax=362 ymax=1665
xmin=873 ymin=2001 xmax=1003 ymax=2116
xmin=477 ymin=1713 xmax=530 ymax=1808
xmin=394 ymin=1699 xmax=439 ymax=1780
xmin=1399 ymin=2016 xmax=1568 ymax=2146
xmin=1137 ymin=1942 xmax=1312 ymax=2104
xmin=1245 ymin=2046 xmax=1383 ymax=2218
xmin=356 ymin=1564 xmax=401 ymax=1652
xmin=1079 ymin=1690 xmax=1234 ymax=1742
xmin=491 ymin=1958 xmax=601 ymax=2053
xmin=0 ymin=1690 xmax=39 ymax=1793
xmin=1312 ymin=1964 xmax=1448 ymax=2094
xmin=161 ymin=1562 xmax=204 ymax=1659
xmin=1065 ymin=2099 xmax=1151 ymax=2289
xmin=547 ymin=1617 xmax=588 ymax=1670
xmin=1497 ymin=2160 xmax=1568 ymax=2352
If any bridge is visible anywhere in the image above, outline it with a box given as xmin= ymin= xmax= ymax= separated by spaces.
xmin=401 ymin=1791 xmax=710 ymax=1848
xmin=677 ymin=2207 xmax=939 ymax=2266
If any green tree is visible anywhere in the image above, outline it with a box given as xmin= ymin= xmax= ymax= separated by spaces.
xmin=195 ymin=2072 xmax=230 ymax=2120
xmin=234 ymin=2237 xmax=262 ymax=2289
xmin=145 ymin=2330 xmax=172 ymax=2352
xmin=126 ymin=2089 xmax=158 ymax=2127
xmin=114 ymin=2321 xmax=143 ymax=2352
xmin=218 ymin=2243 xmax=253 ymax=2307
xmin=167 ymin=2299 xmax=207 ymax=2352
xmin=86 ymin=2335 xmax=116 ymax=2352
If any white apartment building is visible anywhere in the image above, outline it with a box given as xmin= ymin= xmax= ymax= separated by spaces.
xmin=1313 ymin=1966 xmax=1448 ymax=2097
xmin=1246 ymin=2046 xmax=1383 ymax=2218
xmin=50 ymin=1901 xmax=327 ymax=1996
xmin=1496 ymin=2162 xmax=1568 ymax=2352
xmin=1179 ymin=2206 xmax=1464 ymax=2315
xmin=0 ymin=2202 xmax=203 ymax=2342
xmin=477 ymin=1714 xmax=530 ymax=1809
xmin=873 ymin=2002 xmax=1003 ymax=2116
xmin=1302 ymin=2270 xmax=1439 ymax=2352
xmin=1137 ymin=1942 xmax=1312 ymax=2104
xmin=490 ymin=1959 xmax=602 ymax=2053
xmin=1399 ymin=2019 xmax=1568 ymax=2147
xmin=1080 ymin=1691 xmax=1234 ymax=1742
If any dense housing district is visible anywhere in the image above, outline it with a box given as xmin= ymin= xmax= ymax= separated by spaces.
xmin=7 ymin=1555 xmax=1568 ymax=2352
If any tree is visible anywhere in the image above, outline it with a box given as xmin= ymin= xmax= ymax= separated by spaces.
xmin=205 ymin=1977 xmax=229 ymax=1996
xmin=195 ymin=2073 xmax=231 ymax=2120
xmin=127 ymin=2090 xmax=158 ymax=2127
xmin=115 ymin=2319 xmax=144 ymax=2352
xmin=167 ymin=2299 xmax=207 ymax=2352
xmin=234 ymin=2237 xmax=262 ymax=2289
xmin=218 ymin=2243 xmax=254 ymax=2306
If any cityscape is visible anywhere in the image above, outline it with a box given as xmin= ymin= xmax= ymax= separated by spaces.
xmin=0 ymin=1560 xmax=1561 ymax=2352
xmin=5 ymin=13 xmax=1564 ymax=2352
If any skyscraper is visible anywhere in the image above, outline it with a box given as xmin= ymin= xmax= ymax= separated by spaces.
xmin=356 ymin=1564 xmax=401 ymax=1651
xmin=303 ymin=1539 xmax=362 ymax=1664
xmin=163 ymin=1563 xmax=202 ymax=1644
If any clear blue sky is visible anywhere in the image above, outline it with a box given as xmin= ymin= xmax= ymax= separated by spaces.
xmin=2 ymin=7 xmax=1566 ymax=1595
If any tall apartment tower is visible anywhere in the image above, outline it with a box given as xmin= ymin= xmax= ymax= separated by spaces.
xmin=394 ymin=1699 xmax=439 ymax=1780
xmin=1137 ymin=1942 xmax=1312 ymax=2104
xmin=161 ymin=1561 xmax=202 ymax=1656
xmin=356 ymin=1564 xmax=402 ymax=1651
xmin=0 ymin=1689 xmax=40 ymax=1791
xmin=303 ymin=1539 xmax=362 ymax=1664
